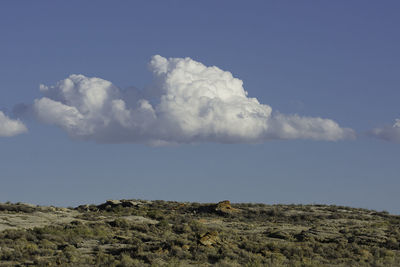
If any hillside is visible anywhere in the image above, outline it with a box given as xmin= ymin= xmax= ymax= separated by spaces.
xmin=0 ymin=200 xmax=399 ymax=266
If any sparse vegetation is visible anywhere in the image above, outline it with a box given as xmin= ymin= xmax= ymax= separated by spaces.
xmin=0 ymin=200 xmax=399 ymax=266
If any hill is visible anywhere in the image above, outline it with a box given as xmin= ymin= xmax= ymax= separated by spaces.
xmin=0 ymin=200 xmax=399 ymax=266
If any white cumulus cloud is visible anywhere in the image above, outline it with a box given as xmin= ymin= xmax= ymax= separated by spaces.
xmin=33 ymin=55 xmax=355 ymax=144
xmin=370 ymin=119 xmax=400 ymax=143
xmin=0 ymin=111 xmax=27 ymax=137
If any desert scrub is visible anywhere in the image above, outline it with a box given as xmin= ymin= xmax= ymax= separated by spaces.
xmin=1 ymin=200 xmax=400 ymax=266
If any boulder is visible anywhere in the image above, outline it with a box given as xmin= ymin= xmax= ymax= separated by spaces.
xmin=215 ymin=200 xmax=239 ymax=214
xmin=199 ymin=231 xmax=219 ymax=246
xmin=120 ymin=200 xmax=141 ymax=207
xmin=106 ymin=200 xmax=121 ymax=206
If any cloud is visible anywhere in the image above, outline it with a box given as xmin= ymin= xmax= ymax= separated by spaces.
xmin=370 ymin=119 xmax=400 ymax=143
xmin=0 ymin=111 xmax=27 ymax=137
xmin=33 ymin=55 xmax=354 ymax=144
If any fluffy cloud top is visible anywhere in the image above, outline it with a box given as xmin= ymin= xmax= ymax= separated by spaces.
xmin=33 ymin=55 xmax=354 ymax=144
xmin=0 ymin=111 xmax=27 ymax=137
xmin=371 ymin=119 xmax=400 ymax=143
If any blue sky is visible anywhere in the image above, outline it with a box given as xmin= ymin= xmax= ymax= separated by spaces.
xmin=1 ymin=1 xmax=399 ymax=213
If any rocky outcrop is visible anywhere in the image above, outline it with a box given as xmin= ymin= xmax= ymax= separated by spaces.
xmin=199 ymin=231 xmax=219 ymax=246
xmin=215 ymin=200 xmax=239 ymax=214
xmin=95 ymin=200 xmax=143 ymax=211
xmin=194 ymin=200 xmax=240 ymax=215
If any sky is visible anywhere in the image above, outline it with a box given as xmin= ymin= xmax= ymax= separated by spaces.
xmin=1 ymin=1 xmax=399 ymax=213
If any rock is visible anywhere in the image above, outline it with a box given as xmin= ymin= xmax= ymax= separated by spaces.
xmin=96 ymin=199 xmax=143 ymax=210
xmin=96 ymin=200 xmax=122 ymax=210
xmin=120 ymin=200 xmax=140 ymax=207
xmin=199 ymin=231 xmax=219 ymax=246
xmin=215 ymin=200 xmax=239 ymax=214
xmin=106 ymin=200 xmax=121 ymax=206
xmin=193 ymin=200 xmax=240 ymax=215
